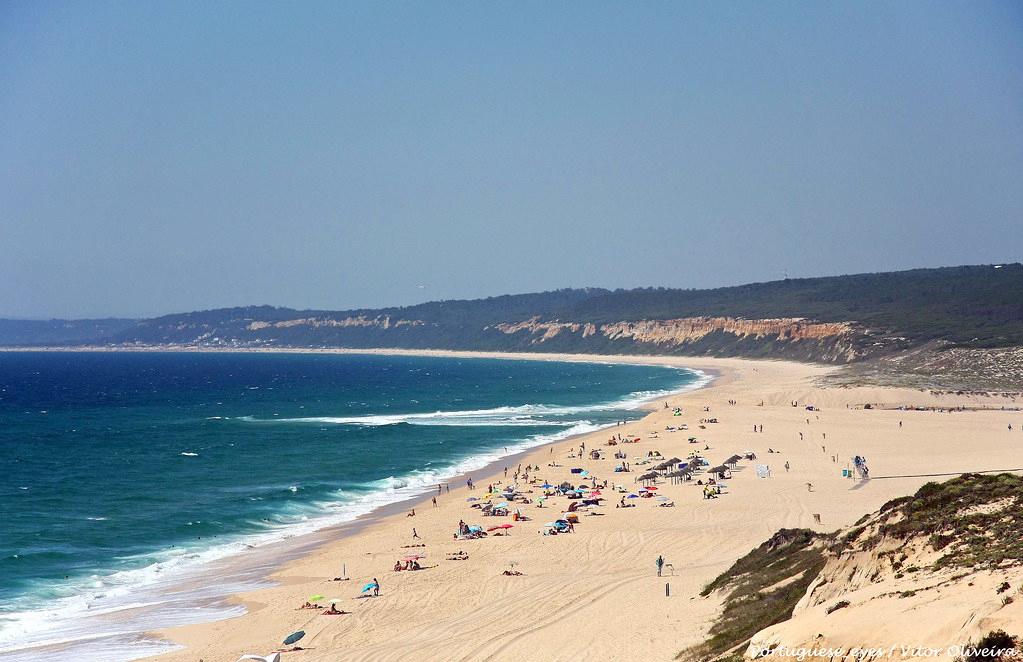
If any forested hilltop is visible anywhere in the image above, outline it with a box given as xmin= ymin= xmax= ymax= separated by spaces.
xmin=3 ymin=265 xmax=1022 ymax=369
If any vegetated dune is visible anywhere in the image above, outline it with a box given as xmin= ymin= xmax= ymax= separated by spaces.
xmin=685 ymin=473 xmax=1023 ymax=661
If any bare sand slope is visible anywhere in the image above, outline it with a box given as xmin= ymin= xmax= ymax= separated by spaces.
xmin=148 ymin=356 xmax=1023 ymax=662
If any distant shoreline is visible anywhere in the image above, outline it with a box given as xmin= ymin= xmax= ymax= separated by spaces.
xmin=0 ymin=344 xmax=735 ymax=373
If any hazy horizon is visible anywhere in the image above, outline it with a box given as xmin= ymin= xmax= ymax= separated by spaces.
xmin=3 ymin=2 xmax=1022 ymax=318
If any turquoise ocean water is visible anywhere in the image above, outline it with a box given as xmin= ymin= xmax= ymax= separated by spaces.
xmin=0 ymin=351 xmax=705 ymax=660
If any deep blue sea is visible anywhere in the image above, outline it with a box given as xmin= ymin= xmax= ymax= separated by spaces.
xmin=0 ymin=351 xmax=704 ymax=660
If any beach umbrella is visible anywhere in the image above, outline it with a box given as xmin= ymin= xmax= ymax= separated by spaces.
xmin=645 ymin=486 xmax=658 ymax=491
xmin=486 ymin=523 xmax=513 ymax=532
xmin=361 ymin=582 xmax=378 ymax=593
xmin=283 ymin=630 xmax=306 ymax=646
xmin=402 ymin=554 xmax=424 ymax=561
xmin=626 ymin=494 xmax=639 ymax=499
xmin=308 ymin=594 xmax=325 ymax=602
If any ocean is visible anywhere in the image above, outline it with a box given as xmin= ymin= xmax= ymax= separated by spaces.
xmin=0 ymin=351 xmax=705 ymax=660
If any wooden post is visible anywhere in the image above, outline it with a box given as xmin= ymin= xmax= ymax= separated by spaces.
xmin=665 ymin=583 xmax=670 ymax=597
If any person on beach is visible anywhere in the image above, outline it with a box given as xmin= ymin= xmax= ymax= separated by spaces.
xmin=412 ymin=527 xmax=420 ymax=539
xmin=656 ymin=555 xmax=664 ymax=577
xmin=373 ymin=578 xmax=380 ymax=596
xmin=432 ymin=496 xmax=437 ymax=507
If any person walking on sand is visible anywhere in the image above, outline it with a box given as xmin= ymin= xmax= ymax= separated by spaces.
xmin=656 ymin=555 xmax=664 ymax=577
xmin=432 ymin=496 xmax=437 ymax=507
xmin=372 ymin=578 xmax=380 ymax=596
xmin=785 ymin=461 xmax=790 ymax=472
xmin=412 ymin=527 xmax=420 ymax=539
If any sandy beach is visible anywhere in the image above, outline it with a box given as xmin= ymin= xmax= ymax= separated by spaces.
xmin=142 ymin=351 xmax=1022 ymax=662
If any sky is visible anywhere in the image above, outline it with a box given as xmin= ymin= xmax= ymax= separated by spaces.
xmin=1 ymin=2 xmax=1022 ymax=319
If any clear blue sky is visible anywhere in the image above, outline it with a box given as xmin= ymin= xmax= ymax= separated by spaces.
xmin=2 ymin=1 xmax=1021 ymax=318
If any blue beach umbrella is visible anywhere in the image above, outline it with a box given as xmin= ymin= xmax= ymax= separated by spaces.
xmin=626 ymin=494 xmax=639 ymax=499
xmin=283 ymin=630 xmax=305 ymax=645
xmin=361 ymin=582 xmax=378 ymax=593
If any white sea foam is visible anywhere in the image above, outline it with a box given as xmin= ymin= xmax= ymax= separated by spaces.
xmin=238 ymin=372 xmax=709 ymax=428
xmin=0 ymin=367 xmax=710 ymax=662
